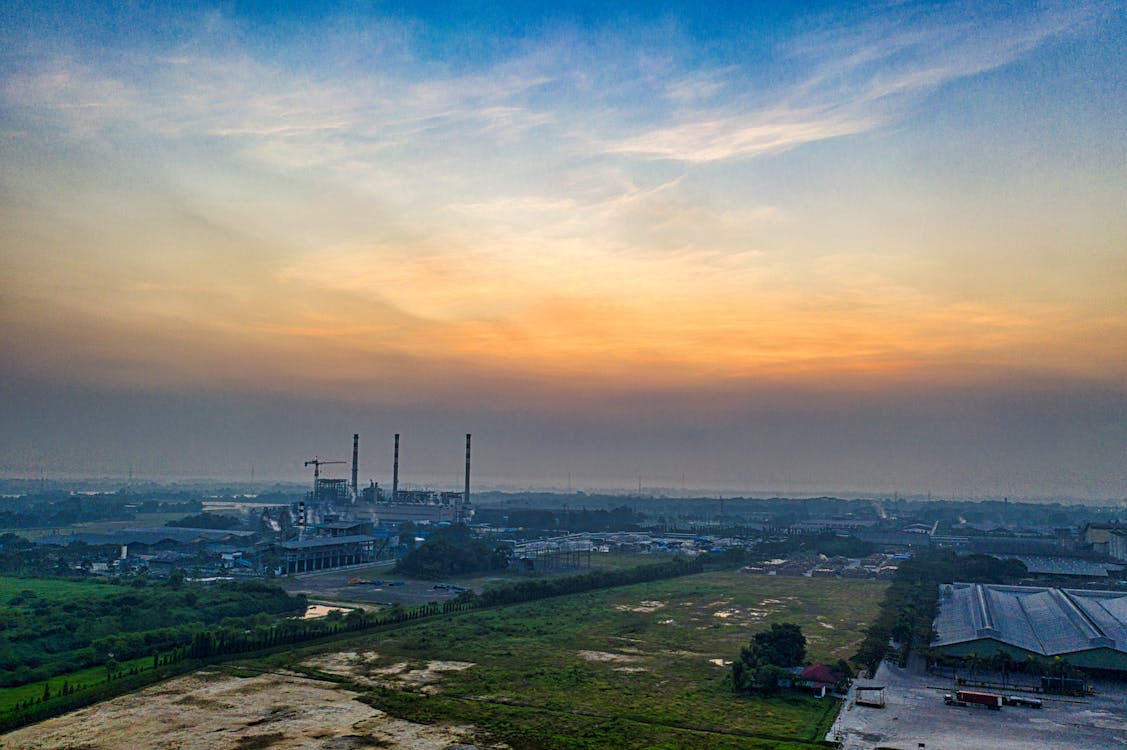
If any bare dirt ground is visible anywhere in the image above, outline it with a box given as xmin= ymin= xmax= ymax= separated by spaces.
xmin=304 ymin=652 xmax=476 ymax=695
xmin=0 ymin=669 xmax=487 ymax=750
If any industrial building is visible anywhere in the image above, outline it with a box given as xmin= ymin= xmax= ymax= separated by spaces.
xmin=303 ymin=432 xmax=473 ymax=526
xmin=931 ymin=582 xmax=1127 ymax=672
xmin=275 ymin=533 xmax=382 ymax=574
xmin=269 ymin=431 xmax=474 ymax=574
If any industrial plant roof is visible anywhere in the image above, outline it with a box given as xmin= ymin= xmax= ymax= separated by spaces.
xmin=277 ymin=534 xmax=376 ymax=550
xmin=932 ymin=583 xmax=1127 ymax=657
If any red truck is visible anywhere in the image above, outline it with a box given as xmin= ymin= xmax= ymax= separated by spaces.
xmin=945 ymin=690 xmax=1002 ymax=709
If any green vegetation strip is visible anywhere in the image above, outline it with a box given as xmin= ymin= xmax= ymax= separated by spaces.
xmin=0 ymin=576 xmax=303 ymax=689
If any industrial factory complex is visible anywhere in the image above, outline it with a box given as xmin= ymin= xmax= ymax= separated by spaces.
xmin=301 ymin=432 xmax=474 ymax=525
xmin=274 ymin=432 xmax=474 ymax=575
xmin=931 ymin=582 xmax=1127 ymax=672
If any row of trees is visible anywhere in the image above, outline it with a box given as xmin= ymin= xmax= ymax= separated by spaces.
xmin=851 ymin=550 xmax=1028 ymax=674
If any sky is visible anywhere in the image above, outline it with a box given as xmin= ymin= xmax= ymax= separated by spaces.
xmin=1 ymin=1 xmax=1125 ymax=500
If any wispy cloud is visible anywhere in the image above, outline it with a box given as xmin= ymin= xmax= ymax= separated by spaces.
xmin=607 ymin=109 xmax=872 ymax=162
xmin=608 ymin=2 xmax=1110 ymax=162
xmin=2 ymin=1 xmax=1124 ymax=394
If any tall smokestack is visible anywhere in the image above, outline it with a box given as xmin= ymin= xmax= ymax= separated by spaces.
xmin=392 ymin=433 xmax=400 ymax=503
xmin=462 ymin=433 xmax=471 ymax=522
xmin=351 ymin=433 xmax=359 ymax=504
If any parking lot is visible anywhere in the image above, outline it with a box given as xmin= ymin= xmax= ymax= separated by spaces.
xmin=278 ymin=562 xmax=479 ymax=608
xmin=832 ymin=659 xmax=1127 ymax=750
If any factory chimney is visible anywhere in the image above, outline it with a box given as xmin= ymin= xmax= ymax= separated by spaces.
xmin=351 ymin=433 xmax=359 ymax=504
xmin=462 ymin=433 xmax=471 ymax=523
xmin=392 ymin=433 xmax=400 ymax=503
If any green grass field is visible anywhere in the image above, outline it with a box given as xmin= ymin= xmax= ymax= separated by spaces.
xmin=0 ymin=576 xmax=116 ymax=602
xmin=267 ymin=571 xmax=886 ymax=749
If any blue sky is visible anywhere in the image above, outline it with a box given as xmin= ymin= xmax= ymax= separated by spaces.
xmin=1 ymin=1 xmax=1125 ymax=498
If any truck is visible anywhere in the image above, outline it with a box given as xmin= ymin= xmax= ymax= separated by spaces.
xmin=945 ymin=690 xmax=1002 ymax=709
xmin=1041 ymin=676 xmax=1087 ymax=696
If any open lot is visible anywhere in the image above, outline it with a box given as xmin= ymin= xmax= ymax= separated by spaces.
xmin=277 ymin=571 xmax=886 ymax=749
xmin=278 ymin=561 xmax=487 ymax=608
xmin=1 ymin=668 xmax=481 ymax=750
xmin=833 ymin=659 xmax=1127 ymax=750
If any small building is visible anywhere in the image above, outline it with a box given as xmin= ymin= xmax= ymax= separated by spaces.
xmin=1082 ymin=522 xmax=1122 ymax=555
xmin=795 ymin=664 xmax=843 ymax=697
xmin=1109 ymin=529 xmax=1127 ymax=562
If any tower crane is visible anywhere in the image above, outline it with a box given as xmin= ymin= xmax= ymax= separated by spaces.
xmin=304 ymin=457 xmax=346 ymax=501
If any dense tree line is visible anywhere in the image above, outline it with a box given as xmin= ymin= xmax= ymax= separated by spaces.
xmin=395 ymin=525 xmax=511 ymax=578
xmin=851 ymin=550 xmax=1027 ymax=674
xmin=166 ymin=512 xmax=246 ymax=530
xmin=753 ymin=532 xmax=876 ymax=559
xmin=0 ymin=580 xmax=304 ymax=687
xmin=0 ymin=493 xmax=201 ymax=528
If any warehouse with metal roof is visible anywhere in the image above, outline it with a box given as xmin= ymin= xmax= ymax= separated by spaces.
xmin=931 ymin=582 xmax=1127 ymax=672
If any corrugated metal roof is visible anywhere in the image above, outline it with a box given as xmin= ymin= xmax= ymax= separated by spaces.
xmin=932 ymin=583 xmax=1127 ymax=658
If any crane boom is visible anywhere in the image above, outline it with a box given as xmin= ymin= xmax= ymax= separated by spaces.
xmin=304 ymin=457 xmax=346 ymax=498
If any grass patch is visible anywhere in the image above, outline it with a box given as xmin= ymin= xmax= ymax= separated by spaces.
xmin=0 ymin=656 xmax=153 ymax=714
xmin=0 ymin=576 xmax=116 ymax=602
xmin=265 ymin=571 xmax=884 ymax=749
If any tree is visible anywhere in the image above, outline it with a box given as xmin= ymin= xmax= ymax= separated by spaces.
xmin=754 ymin=622 xmax=807 ymax=667
xmin=732 ymin=622 xmax=806 ymax=695
xmin=395 ymin=524 xmax=503 ymax=579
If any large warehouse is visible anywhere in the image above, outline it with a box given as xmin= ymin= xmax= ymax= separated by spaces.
xmin=931 ymin=582 xmax=1127 ymax=672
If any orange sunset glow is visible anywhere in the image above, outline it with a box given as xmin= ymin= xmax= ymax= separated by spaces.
xmin=2 ymin=2 xmax=1125 ymax=498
